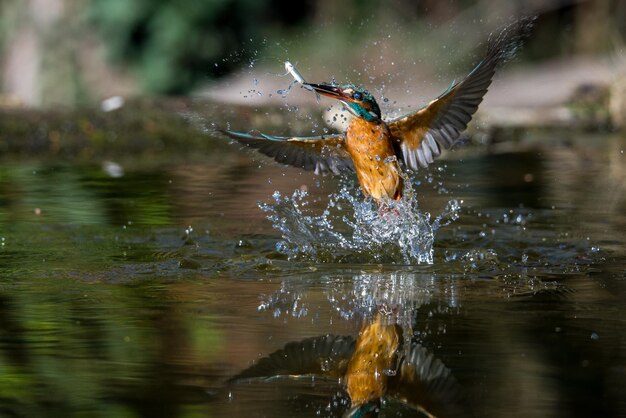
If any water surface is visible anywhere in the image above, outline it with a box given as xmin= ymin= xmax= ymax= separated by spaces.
xmin=0 ymin=129 xmax=624 ymax=417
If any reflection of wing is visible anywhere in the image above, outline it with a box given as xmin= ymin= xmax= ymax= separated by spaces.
xmin=387 ymin=342 xmax=468 ymax=418
xmin=389 ymin=16 xmax=535 ymax=170
xmin=229 ymin=335 xmax=355 ymax=383
xmin=220 ymin=130 xmax=354 ymax=175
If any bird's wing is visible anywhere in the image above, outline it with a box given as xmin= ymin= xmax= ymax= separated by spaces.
xmin=228 ymin=334 xmax=355 ymax=383
xmin=220 ymin=130 xmax=353 ymax=175
xmin=388 ymin=16 xmax=535 ymax=170
xmin=386 ymin=342 xmax=469 ymax=418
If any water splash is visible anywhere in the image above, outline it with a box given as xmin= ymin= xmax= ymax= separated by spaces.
xmin=258 ymin=178 xmax=460 ymax=264
xmin=324 ymin=272 xmax=438 ymax=325
xmin=257 ymin=280 xmax=309 ymax=319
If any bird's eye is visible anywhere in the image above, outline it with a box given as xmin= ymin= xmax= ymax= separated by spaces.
xmin=353 ymin=92 xmax=362 ymax=101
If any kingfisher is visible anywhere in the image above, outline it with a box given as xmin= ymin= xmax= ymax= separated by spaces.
xmin=343 ymin=315 xmax=404 ymax=417
xmin=229 ymin=314 xmax=467 ymax=417
xmin=221 ymin=18 xmax=533 ymax=204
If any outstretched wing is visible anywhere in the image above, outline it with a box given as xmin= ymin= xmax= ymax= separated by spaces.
xmin=388 ymin=16 xmax=535 ymax=170
xmin=229 ymin=334 xmax=355 ymax=383
xmin=387 ymin=342 xmax=468 ymax=418
xmin=220 ymin=130 xmax=353 ymax=175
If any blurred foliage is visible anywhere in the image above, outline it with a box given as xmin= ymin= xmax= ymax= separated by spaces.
xmin=87 ymin=0 xmax=311 ymax=94
xmin=85 ymin=0 xmax=626 ymax=95
xmin=1 ymin=0 xmax=624 ymax=104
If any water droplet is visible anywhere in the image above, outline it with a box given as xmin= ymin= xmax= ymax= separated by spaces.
xmin=257 ymin=176 xmax=457 ymax=264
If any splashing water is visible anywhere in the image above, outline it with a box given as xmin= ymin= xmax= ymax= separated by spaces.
xmin=258 ymin=178 xmax=460 ymax=264
xmin=324 ymin=271 xmax=439 ymax=324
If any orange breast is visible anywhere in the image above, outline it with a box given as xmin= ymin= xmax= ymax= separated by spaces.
xmin=345 ymin=316 xmax=401 ymax=405
xmin=346 ymin=118 xmax=403 ymax=201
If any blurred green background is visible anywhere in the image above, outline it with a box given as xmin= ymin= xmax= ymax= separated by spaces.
xmin=0 ymin=0 xmax=624 ymax=106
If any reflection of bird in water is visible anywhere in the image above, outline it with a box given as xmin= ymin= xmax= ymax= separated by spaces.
xmin=229 ymin=314 xmax=467 ymax=417
xmin=221 ymin=17 xmax=534 ymax=205
xmin=343 ymin=314 xmax=403 ymax=417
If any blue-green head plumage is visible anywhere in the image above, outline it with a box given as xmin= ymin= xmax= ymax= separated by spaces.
xmin=344 ymin=400 xmax=380 ymax=418
xmin=306 ymin=83 xmax=382 ymax=122
xmin=341 ymin=84 xmax=381 ymax=122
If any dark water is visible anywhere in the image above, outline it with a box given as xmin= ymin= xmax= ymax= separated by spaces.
xmin=0 ymin=130 xmax=624 ymax=417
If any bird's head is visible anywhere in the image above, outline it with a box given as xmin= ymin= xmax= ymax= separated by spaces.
xmin=307 ymin=83 xmax=381 ymax=122
xmin=343 ymin=400 xmax=380 ymax=418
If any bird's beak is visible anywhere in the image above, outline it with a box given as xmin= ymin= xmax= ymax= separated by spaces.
xmin=306 ymin=83 xmax=353 ymax=102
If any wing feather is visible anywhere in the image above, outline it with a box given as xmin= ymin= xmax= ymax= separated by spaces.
xmin=388 ymin=16 xmax=535 ymax=171
xmin=229 ymin=335 xmax=355 ymax=383
xmin=386 ymin=342 xmax=468 ymax=418
xmin=220 ymin=130 xmax=353 ymax=175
